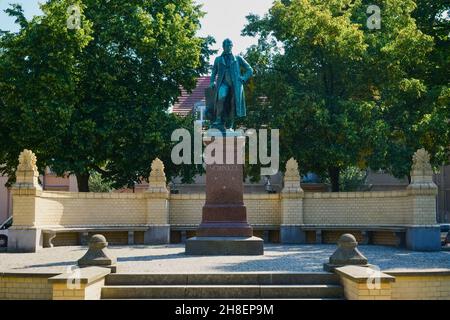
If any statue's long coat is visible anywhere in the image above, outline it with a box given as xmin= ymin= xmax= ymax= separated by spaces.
xmin=210 ymin=54 xmax=253 ymax=118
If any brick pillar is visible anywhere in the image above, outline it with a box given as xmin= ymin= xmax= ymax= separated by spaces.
xmin=8 ymin=149 xmax=43 ymax=252
xmin=144 ymin=158 xmax=170 ymax=244
xmin=280 ymin=158 xmax=305 ymax=243
xmin=406 ymin=148 xmax=440 ymax=251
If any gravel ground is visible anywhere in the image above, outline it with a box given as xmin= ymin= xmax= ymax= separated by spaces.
xmin=1 ymin=244 xmax=449 ymax=274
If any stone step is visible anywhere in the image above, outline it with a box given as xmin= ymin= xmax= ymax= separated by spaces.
xmin=105 ymin=273 xmax=341 ymax=286
xmin=101 ymin=284 xmax=344 ymax=299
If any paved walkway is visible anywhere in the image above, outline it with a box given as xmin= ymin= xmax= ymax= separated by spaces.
xmin=1 ymin=244 xmax=449 ymax=274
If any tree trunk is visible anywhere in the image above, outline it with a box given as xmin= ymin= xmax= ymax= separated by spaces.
xmin=328 ymin=167 xmax=340 ymax=192
xmin=76 ymin=173 xmax=90 ymax=192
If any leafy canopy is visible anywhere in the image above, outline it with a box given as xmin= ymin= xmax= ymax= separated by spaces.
xmin=242 ymin=0 xmax=448 ymax=190
xmin=0 ymin=0 xmax=213 ymax=190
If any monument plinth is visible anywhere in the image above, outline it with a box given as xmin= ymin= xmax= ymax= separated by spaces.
xmin=186 ymin=133 xmax=264 ymax=255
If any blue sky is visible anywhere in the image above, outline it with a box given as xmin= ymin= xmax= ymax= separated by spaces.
xmin=0 ymin=0 xmax=274 ymax=58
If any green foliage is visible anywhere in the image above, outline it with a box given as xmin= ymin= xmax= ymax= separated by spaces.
xmin=88 ymin=171 xmax=113 ymax=193
xmin=338 ymin=166 xmax=368 ymax=191
xmin=0 ymin=0 xmax=211 ymax=191
xmin=0 ymin=1 xmax=93 ymax=177
xmin=242 ymin=0 xmax=449 ymax=190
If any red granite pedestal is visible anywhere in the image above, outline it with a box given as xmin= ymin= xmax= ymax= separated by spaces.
xmin=185 ymin=133 xmax=264 ymax=255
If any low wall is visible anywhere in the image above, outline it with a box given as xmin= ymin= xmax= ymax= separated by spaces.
xmin=336 ymin=266 xmax=450 ymax=300
xmin=9 ymin=187 xmax=440 ymax=252
xmin=8 ymin=150 xmax=441 ymax=252
xmin=14 ymin=190 xmax=430 ymax=227
xmin=303 ymin=191 xmax=412 ymax=225
xmin=23 ymin=190 xmax=428 ymax=228
xmin=35 ymin=192 xmax=147 ymax=227
xmin=0 ymin=272 xmax=57 ymax=300
xmin=169 ymin=190 xmax=434 ymax=226
xmin=388 ymin=270 xmax=450 ymax=300
xmin=0 ymin=267 xmax=109 ymax=300
xmin=1 ymin=267 xmax=449 ymax=300
xmin=169 ymin=193 xmax=281 ymax=226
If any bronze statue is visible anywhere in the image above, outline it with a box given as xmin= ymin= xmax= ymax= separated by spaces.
xmin=206 ymin=39 xmax=253 ymax=131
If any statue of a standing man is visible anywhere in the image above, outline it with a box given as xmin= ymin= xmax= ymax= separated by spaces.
xmin=207 ymin=39 xmax=253 ymax=131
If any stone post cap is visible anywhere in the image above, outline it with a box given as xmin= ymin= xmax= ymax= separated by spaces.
xmin=338 ymin=233 xmax=358 ymax=248
xmin=323 ymin=233 xmax=369 ymax=272
xmin=89 ymin=234 xmax=108 ymax=249
xmin=78 ymin=234 xmax=117 ymax=273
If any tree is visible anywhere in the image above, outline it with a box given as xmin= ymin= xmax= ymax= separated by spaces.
xmin=410 ymin=0 xmax=450 ymax=168
xmin=88 ymin=171 xmax=113 ymax=193
xmin=0 ymin=0 xmax=212 ymax=191
xmin=0 ymin=1 xmax=93 ymax=184
xmin=242 ymin=0 xmax=448 ymax=190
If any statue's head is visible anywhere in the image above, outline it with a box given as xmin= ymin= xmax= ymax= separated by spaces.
xmin=222 ymin=38 xmax=233 ymax=54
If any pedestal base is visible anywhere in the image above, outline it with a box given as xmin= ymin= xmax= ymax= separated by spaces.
xmin=185 ymin=237 xmax=264 ymax=256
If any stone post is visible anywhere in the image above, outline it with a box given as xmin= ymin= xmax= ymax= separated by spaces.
xmin=144 ymin=158 xmax=170 ymax=244
xmin=78 ymin=234 xmax=117 ymax=273
xmin=406 ymin=148 xmax=440 ymax=251
xmin=323 ymin=234 xmax=369 ymax=272
xmin=280 ymin=158 xmax=305 ymax=243
xmin=8 ymin=149 xmax=43 ymax=252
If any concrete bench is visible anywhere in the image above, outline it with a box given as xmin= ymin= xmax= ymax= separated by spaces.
xmin=42 ymin=226 xmax=150 ymax=248
xmin=301 ymin=225 xmax=407 ymax=247
xmin=170 ymin=225 xmax=279 ymax=243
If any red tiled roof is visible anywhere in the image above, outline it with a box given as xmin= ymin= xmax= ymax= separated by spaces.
xmin=172 ymin=76 xmax=210 ymax=116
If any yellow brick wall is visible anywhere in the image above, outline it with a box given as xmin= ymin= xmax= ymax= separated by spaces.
xmin=169 ymin=194 xmax=281 ymax=226
xmin=169 ymin=195 xmax=204 ymax=225
xmin=146 ymin=198 xmax=169 ymax=224
xmin=88 ymin=232 xmax=128 ymax=245
xmin=49 ymin=232 xmax=79 ymax=246
xmin=341 ymin=277 xmax=392 ymax=300
xmin=0 ymin=275 xmax=53 ymax=300
xmin=281 ymin=198 xmax=303 ymax=224
xmin=246 ymin=194 xmax=280 ymax=226
xmin=410 ymin=196 xmax=437 ymax=225
xmin=1 ymin=271 xmax=449 ymax=300
xmin=372 ymin=231 xmax=399 ymax=246
xmin=12 ymin=195 xmax=37 ymax=226
xmin=52 ymin=279 xmax=105 ymax=300
xmin=134 ymin=231 xmax=145 ymax=244
xmin=52 ymin=283 xmax=86 ymax=300
xmin=35 ymin=192 xmax=147 ymax=227
xmin=11 ymin=189 xmax=436 ymax=229
xmin=390 ymin=275 xmax=450 ymax=300
xmin=303 ymin=191 xmax=412 ymax=225
xmin=340 ymin=270 xmax=450 ymax=300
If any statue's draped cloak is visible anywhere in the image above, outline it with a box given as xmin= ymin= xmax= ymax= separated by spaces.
xmin=210 ymin=54 xmax=253 ymax=118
